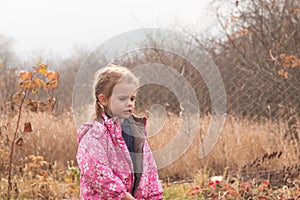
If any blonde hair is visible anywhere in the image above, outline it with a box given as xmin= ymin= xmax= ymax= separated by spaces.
xmin=92 ymin=64 xmax=139 ymax=120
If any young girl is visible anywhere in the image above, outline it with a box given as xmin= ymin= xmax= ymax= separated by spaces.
xmin=76 ymin=64 xmax=163 ymax=200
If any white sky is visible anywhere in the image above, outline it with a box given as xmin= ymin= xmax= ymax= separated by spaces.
xmin=0 ymin=0 xmax=217 ymax=59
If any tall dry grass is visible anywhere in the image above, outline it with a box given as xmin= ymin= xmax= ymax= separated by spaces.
xmin=1 ymin=111 xmax=299 ymax=198
xmin=0 ymin=111 xmax=77 ymax=169
xmin=2 ymin=111 xmax=299 ymax=179
xmin=147 ymin=113 xmax=299 ymax=184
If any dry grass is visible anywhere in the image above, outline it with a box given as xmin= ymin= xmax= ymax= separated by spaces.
xmin=1 ymin=111 xmax=77 ymax=169
xmin=1 ymin=111 xmax=300 ymax=198
xmin=147 ymin=113 xmax=300 ymax=183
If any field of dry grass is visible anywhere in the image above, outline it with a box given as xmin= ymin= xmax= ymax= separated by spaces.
xmin=1 ymin=111 xmax=299 ymax=199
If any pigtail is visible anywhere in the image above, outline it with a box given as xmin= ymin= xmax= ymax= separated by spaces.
xmin=95 ymin=99 xmax=103 ymax=120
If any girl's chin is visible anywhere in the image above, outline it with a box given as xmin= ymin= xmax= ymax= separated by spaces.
xmin=114 ymin=113 xmax=131 ymax=120
xmin=122 ymin=114 xmax=131 ymax=119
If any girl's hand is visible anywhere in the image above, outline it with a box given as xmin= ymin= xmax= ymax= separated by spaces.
xmin=122 ymin=192 xmax=136 ymax=200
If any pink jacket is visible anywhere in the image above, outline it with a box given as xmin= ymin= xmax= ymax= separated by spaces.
xmin=76 ymin=114 xmax=163 ymax=200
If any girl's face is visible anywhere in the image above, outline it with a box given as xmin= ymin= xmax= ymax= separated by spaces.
xmin=108 ymin=81 xmax=137 ymax=120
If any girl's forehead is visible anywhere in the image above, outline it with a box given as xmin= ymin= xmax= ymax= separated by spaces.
xmin=112 ymin=81 xmax=137 ymax=95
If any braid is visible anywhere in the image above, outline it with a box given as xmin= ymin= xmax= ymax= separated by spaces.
xmin=95 ymin=99 xmax=103 ymax=120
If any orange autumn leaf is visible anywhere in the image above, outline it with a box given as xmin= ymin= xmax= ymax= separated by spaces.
xmin=34 ymin=77 xmax=46 ymax=89
xmin=280 ymin=54 xmax=300 ymax=68
xmin=19 ymin=80 xmax=35 ymax=89
xmin=277 ymin=53 xmax=300 ymax=78
xmin=45 ymin=71 xmax=59 ymax=89
xmin=46 ymin=71 xmax=59 ymax=81
xmin=278 ymin=69 xmax=285 ymax=76
xmin=46 ymin=80 xmax=59 ymax=89
xmin=19 ymin=71 xmax=33 ymax=81
xmin=280 ymin=53 xmax=286 ymax=59
xmin=237 ymin=29 xmax=249 ymax=36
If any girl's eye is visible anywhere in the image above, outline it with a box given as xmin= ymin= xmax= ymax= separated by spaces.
xmin=118 ymin=96 xmax=135 ymax=102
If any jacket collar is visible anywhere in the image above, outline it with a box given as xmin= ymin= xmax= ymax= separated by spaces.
xmin=101 ymin=114 xmax=122 ymax=139
xmin=101 ymin=113 xmax=147 ymax=138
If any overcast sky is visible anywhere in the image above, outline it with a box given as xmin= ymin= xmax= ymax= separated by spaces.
xmin=0 ymin=0 xmax=220 ymax=59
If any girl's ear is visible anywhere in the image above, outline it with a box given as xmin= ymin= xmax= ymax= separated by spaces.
xmin=98 ymin=94 xmax=107 ymax=106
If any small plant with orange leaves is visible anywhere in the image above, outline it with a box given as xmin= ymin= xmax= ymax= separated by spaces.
xmin=0 ymin=61 xmax=59 ymax=199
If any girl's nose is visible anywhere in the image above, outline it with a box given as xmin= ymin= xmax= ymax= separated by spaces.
xmin=128 ymin=99 xmax=134 ymax=107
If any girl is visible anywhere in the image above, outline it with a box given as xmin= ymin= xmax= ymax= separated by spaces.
xmin=76 ymin=64 xmax=163 ymax=200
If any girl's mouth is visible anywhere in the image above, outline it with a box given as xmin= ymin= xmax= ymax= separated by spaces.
xmin=124 ymin=109 xmax=132 ymax=114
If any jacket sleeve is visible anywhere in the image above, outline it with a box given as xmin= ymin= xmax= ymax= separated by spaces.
xmin=77 ymin=128 xmax=127 ymax=200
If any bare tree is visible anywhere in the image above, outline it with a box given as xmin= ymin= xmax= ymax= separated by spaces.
xmin=206 ymin=0 xmax=300 ymax=119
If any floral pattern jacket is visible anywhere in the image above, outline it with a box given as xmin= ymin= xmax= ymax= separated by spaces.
xmin=76 ymin=114 xmax=163 ymax=200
